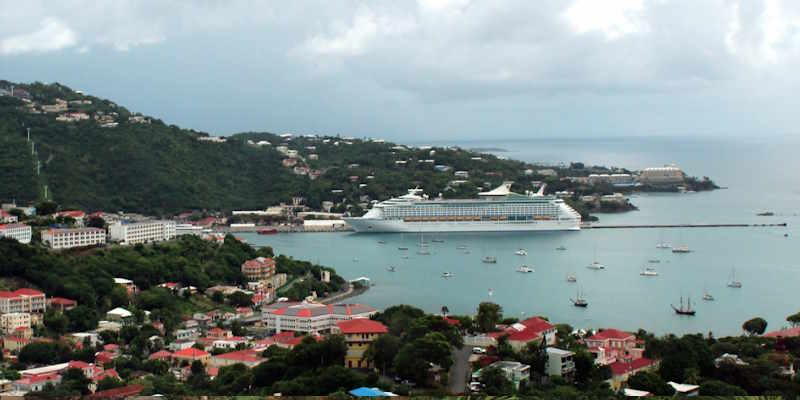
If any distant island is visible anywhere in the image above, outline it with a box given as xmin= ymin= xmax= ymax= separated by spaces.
xmin=0 ymin=80 xmax=716 ymax=222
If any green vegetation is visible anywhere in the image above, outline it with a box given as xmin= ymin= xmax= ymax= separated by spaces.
xmin=1 ymin=81 xmax=715 ymax=219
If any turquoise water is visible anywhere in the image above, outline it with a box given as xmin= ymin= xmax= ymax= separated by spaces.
xmin=243 ymin=137 xmax=800 ymax=336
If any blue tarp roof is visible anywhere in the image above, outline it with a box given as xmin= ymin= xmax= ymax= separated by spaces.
xmin=348 ymin=387 xmax=389 ymax=397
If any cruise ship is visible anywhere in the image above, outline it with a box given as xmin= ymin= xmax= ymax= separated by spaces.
xmin=344 ymin=182 xmax=581 ymax=233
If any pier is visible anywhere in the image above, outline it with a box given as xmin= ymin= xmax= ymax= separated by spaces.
xmin=584 ymin=222 xmax=787 ymax=229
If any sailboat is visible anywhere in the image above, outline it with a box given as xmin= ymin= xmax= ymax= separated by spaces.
xmin=672 ymin=296 xmax=696 ymax=315
xmin=586 ymin=246 xmax=605 ymax=270
xmin=640 ymin=267 xmax=658 ymax=276
xmin=515 ymin=249 xmax=528 ymax=256
xmin=482 ymin=256 xmax=497 ymax=264
xmin=416 ymin=232 xmax=430 ymax=255
xmin=672 ymin=231 xmax=690 ymax=253
xmin=656 ymin=230 xmax=671 ymax=249
xmin=556 ymin=245 xmax=567 ymax=251
xmin=566 ymin=273 xmax=577 ymax=283
xmin=387 ymin=266 xmax=396 ymax=272
xmin=571 ymin=288 xmax=588 ymax=307
xmin=727 ymin=268 xmax=742 ymax=288
xmin=398 ymin=233 xmax=409 ymax=250
xmin=516 ymin=265 xmax=534 ymax=273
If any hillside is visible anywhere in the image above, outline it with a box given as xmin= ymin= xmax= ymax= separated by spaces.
xmin=0 ymin=81 xmax=714 ymax=217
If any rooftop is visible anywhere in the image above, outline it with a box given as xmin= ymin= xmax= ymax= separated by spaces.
xmin=336 ymin=318 xmax=388 ymax=334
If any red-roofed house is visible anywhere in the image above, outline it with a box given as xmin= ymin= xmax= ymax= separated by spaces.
xmin=488 ymin=317 xmax=557 ymax=350
xmin=12 ymin=373 xmax=62 ymax=392
xmin=0 ymin=288 xmax=46 ymax=314
xmin=333 ymin=319 xmax=388 ymax=369
xmin=103 ymin=343 xmax=120 ymax=354
xmin=210 ymin=349 xmax=264 ymax=368
xmin=444 ymin=317 xmax=461 ymax=326
xmin=88 ymin=384 xmax=143 ymax=399
xmin=583 ymin=329 xmax=645 ymax=366
xmin=173 ymin=347 xmax=211 ymax=365
xmin=608 ymin=358 xmax=658 ymax=390
xmin=149 ymin=350 xmax=173 ymax=361
xmin=262 ymin=301 xmax=378 ymax=334
xmin=48 ymin=297 xmax=77 ymax=312
xmin=94 ymin=351 xmax=117 ymax=366
xmin=765 ymin=327 xmax=800 ymax=338
xmin=55 ymin=210 xmax=86 ymax=225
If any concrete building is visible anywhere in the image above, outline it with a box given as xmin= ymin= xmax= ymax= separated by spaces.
xmin=0 ymin=289 xmax=46 ymax=314
xmin=477 ymin=361 xmax=530 ymax=390
xmin=41 ymin=228 xmax=106 ymax=249
xmin=262 ymin=301 xmax=378 ymax=334
xmin=546 ymin=348 xmax=575 ymax=379
xmin=0 ymin=312 xmax=31 ymax=334
xmin=333 ymin=319 xmax=389 ymax=369
xmin=175 ymin=224 xmax=203 ymax=236
xmin=108 ymin=220 xmax=175 ymax=244
xmin=241 ymin=257 xmax=276 ymax=282
xmin=588 ymin=173 xmax=636 ymax=187
xmin=637 ymin=166 xmax=684 ymax=185
xmin=0 ymin=223 xmax=32 ymax=244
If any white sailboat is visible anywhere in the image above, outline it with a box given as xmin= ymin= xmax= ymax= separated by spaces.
xmin=656 ymin=230 xmax=671 ymax=249
xmin=586 ymin=246 xmax=606 ymax=270
xmin=640 ymin=267 xmax=658 ymax=276
xmin=727 ymin=268 xmax=742 ymax=288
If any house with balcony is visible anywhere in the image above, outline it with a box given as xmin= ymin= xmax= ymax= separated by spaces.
xmin=546 ymin=347 xmax=576 ymax=379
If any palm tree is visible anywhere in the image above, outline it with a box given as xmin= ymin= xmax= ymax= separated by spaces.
xmin=441 ymin=305 xmax=449 ymax=317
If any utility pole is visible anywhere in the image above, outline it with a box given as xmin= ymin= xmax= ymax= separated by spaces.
xmin=27 ymin=128 xmax=30 ymax=142
xmin=44 ymin=185 xmax=48 ymax=200
xmin=31 ymin=142 xmax=34 ymax=155
xmin=36 ymin=160 xmax=40 ymax=176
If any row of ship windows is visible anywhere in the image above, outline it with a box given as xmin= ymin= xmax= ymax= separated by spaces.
xmin=385 ymin=208 xmax=560 ymax=217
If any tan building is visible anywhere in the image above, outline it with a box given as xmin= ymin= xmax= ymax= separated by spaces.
xmin=333 ymin=319 xmax=388 ymax=369
xmin=241 ymin=257 xmax=276 ymax=282
xmin=41 ymin=228 xmax=106 ymax=249
xmin=0 ymin=312 xmax=31 ymax=335
xmin=0 ymin=289 xmax=46 ymax=314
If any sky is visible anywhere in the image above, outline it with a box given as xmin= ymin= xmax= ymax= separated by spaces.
xmin=2 ymin=0 xmax=800 ymax=141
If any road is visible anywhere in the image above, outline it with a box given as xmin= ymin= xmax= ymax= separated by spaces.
xmin=448 ymin=346 xmax=472 ymax=395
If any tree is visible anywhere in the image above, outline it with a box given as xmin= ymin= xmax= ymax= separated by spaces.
xmin=480 ymin=366 xmax=513 ymax=395
xmin=64 ymin=306 xmax=99 ymax=332
xmin=476 ymin=302 xmax=503 ymax=333
xmin=35 ymin=200 xmax=58 ymax=215
xmin=787 ymin=311 xmax=800 ymax=327
xmin=365 ymin=334 xmax=401 ymax=375
xmin=44 ymin=309 xmax=69 ymax=336
xmin=742 ymin=317 xmax=768 ymax=336
xmin=627 ymin=371 xmax=674 ymax=395
xmin=227 ymin=291 xmax=253 ymax=307
xmin=18 ymin=342 xmax=71 ymax=365
xmin=86 ymin=215 xmax=106 ymax=229
xmin=211 ymin=290 xmax=224 ymax=304
xmin=699 ymin=380 xmax=748 ymax=396
xmin=96 ymin=376 xmax=123 ymax=392
xmin=59 ymin=367 xmax=92 ymax=395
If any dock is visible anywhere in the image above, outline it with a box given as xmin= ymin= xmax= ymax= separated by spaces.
xmin=584 ymin=223 xmax=787 ymax=229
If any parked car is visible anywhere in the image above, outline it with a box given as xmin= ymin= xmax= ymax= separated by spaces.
xmin=472 ymin=347 xmax=486 ymax=354
xmin=469 ymin=382 xmax=484 ymax=392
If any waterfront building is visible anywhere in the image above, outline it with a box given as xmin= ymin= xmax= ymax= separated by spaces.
xmin=0 ymin=288 xmax=46 ymax=314
xmin=637 ymin=165 xmax=684 ymax=185
xmin=0 ymin=223 xmax=32 ymax=244
xmin=546 ymin=348 xmax=576 ymax=379
xmin=241 ymin=257 xmax=276 ymax=282
xmin=262 ymin=301 xmax=378 ymax=334
xmin=41 ymin=227 xmax=106 ymax=249
xmin=333 ymin=319 xmax=389 ymax=369
xmin=488 ymin=317 xmax=557 ymax=350
xmin=0 ymin=312 xmax=31 ymax=334
xmin=108 ymin=220 xmax=175 ymax=244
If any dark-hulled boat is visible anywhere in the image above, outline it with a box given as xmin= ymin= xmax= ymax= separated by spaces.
xmin=671 ymin=296 xmax=696 ymax=316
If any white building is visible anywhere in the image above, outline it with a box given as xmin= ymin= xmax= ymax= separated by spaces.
xmin=0 ymin=312 xmax=31 ymax=334
xmin=41 ymin=228 xmax=106 ymax=249
xmin=108 ymin=220 xmax=176 ymax=244
xmin=175 ymin=224 xmax=203 ymax=236
xmin=0 ymin=223 xmax=32 ymax=244
xmin=546 ymin=347 xmax=575 ymax=378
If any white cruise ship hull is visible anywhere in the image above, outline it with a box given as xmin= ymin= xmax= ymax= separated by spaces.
xmin=343 ymin=218 xmax=580 ymax=233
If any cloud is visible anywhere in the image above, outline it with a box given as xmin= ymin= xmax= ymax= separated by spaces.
xmin=0 ymin=18 xmax=77 ymax=55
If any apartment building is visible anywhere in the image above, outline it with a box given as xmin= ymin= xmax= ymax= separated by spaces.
xmin=41 ymin=228 xmax=106 ymax=249
xmin=0 ymin=312 xmax=31 ymax=334
xmin=241 ymin=257 xmax=276 ymax=282
xmin=333 ymin=319 xmax=388 ymax=369
xmin=108 ymin=220 xmax=176 ymax=244
xmin=0 ymin=223 xmax=32 ymax=244
xmin=0 ymin=289 xmax=46 ymax=314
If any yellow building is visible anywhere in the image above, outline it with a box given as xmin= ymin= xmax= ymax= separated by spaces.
xmin=333 ymin=319 xmax=388 ymax=369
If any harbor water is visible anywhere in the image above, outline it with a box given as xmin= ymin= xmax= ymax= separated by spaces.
xmin=243 ymin=136 xmax=800 ymax=336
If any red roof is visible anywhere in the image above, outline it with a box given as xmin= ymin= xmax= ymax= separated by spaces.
xmin=336 ymin=318 xmax=388 ymax=334
xmin=609 ymin=357 xmax=654 ymax=376
xmin=88 ymin=384 xmax=143 ymax=399
xmin=56 ymin=211 xmax=86 ymax=219
xmin=587 ymin=328 xmax=635 ymax=341
xmin=17 ymin=373 xmax=61 ymax=385
xmin=103 ymin=343 xmax=119 ymax=352
xmin=765 ymin=326 xmax=800 ymax=338
xmin=444 ymin=317 xmax=461 ymax=326
xmin=0 ymin=288 xmax=45 ymax=298
xmin=213 ymin=349 xmax=262 ymax=363
xmin=173 ymin=347 xmax=210 ymax=358
xmin=49 ymin=297 xmax=76 ymax=306
xmin=68 ymin=360 xmax=91 ymax=369
xmin=149 ymin=350 xmax=173 ymax=360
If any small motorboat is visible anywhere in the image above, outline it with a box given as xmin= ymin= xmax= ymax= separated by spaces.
xmin=516 ymin=265 xmax=534 ymax=273
xmin=556 ymin=245 xmax=567 ymax=251
xmin=648 ymin=259 xmax=660 ymax=264
xmin=417 ymin=249 xmax=431 ymax=255
xmin=566 ymin=274 xmax=577 ymax=283
xmin=640 ymin=267 xmax=659 ymax=276
xmin=378 ymin=240 xmax=386 ymax=244
xmin=432 ymin=238 xmax=445 ymax=243
xmin=398 ymin=246 xmax=409 ymax=251
xmin=515 ymin=249 xmax=528 ymax=256
xmin=387 ymin=266 xmax=396 ymax=272
xmin=482 ymin=256 xmax=497 ymax=264
xmin=442 ymin=272 xmax=454 ymax=278
xmin=702 ymin=292 xmax=714 ymax=301
xmin=656 ymin=242 xmax=671 ymax=249
xmin=352 ymin=257 xmax=359 ymax=262
xmin=456 ymin=245 xmax=468 ymax=250
xmin=586 ymin=261 xmax=605 ymax=270
xmin=672 ymin=245 xmax=691 ymax=253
